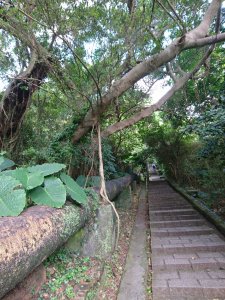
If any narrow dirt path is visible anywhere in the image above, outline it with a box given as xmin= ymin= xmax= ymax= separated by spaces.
xmin=149 ymin=180 xmax=225 ymax=300
xmin=117 ymin=186 xmax=148 ymax=300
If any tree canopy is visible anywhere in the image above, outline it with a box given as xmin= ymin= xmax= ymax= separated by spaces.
xmin=0 ymin=0 xmax=224 ymax=182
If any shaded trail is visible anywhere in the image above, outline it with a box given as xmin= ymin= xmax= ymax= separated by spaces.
xmin=149 ymin=180 xmax=225 ymax=300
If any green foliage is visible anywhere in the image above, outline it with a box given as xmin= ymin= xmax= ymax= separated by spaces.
xmin=30 ymin=177 xmax=66 ymax=208
xmin=28 ymin=163 xmax=66 ymax=177
xmin=11 ymin=168 xmax=44 ymax=190
xmin=1 ymin=0 xmax=224 ymax=216
xmin=0 ymin=153 xmax=15 ymax=171
xmin=60 ymin=173 xmax=87 ymax=205
xmin=88 ymin=176 xmax=101 ymax=187
xmin=185 ymin=106 xmax=225 ymax=158
xmin=0 ymin=158 xmax=88 ymax=216
xmin=76 ymin=175 xmax=101 ymax=188
xmin=76 ymin=175 xmax=86 ymax=187
xmin=69 ymin=137 xmax=119 ymax=180
xmin=65 ymin=285 xmax=76 ymax=299
xmin=0 ymin=175 xmax=26 ymax=217
xmin=142 ymin=110 xmax=225 ymax=211
xmin=40 ymin=249 xmax=92 ymax=299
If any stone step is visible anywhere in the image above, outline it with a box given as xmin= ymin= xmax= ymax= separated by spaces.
xmin=151 ymin=227 xmax=214 ymax=237
xmin=149 ymin=205 xmax=192 ymax=210
xmin=150 ymin=199 xmax=186 ymax=203
xmin=153 ymin=283 xmax=225 ymax=300
xmin=153 ymin=269 xmax=225 ymax=299
xmin=153 ymin=269 xmax=225 ymax=281
xmin=152 ymin=240 xmax=225 ymax=254
xmin=150 ymin=214 xmax=201 ymax=221
xmin=150 ymin=219 xmax=206 ymax=228
xmin=149 ymin=181 xmax=225 ymax=300
xmin=150 ymin=199 xmax=188 ymax=203
xmin=152 ymin=255 xmax=225 ymax=271
xmin=150 ymin=208 xmax=198 ymax=215
xmin=152 ymin=233 xmax=222 ymax=244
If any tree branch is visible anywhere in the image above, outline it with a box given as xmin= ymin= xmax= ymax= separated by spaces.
xmin=156 ymin=0 xmax=183 ymax=31
xmin=184 ymin=32 xmax=225 ymax=49
xmin=102 ymin=44 xmax=216 ymax=138
xmin=165 ymin=0 xmax=186 ymax=32
xmin=166 ymin=63 xmax=176 ymax=82
xmin=71 ymin=0 xmax=223 ymax=144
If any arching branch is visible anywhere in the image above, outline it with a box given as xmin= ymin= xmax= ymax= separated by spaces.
xmin=101 ymin=44 xmax=216 ymax=138
xmin=71 ymin=0 xmax=224 ymax=145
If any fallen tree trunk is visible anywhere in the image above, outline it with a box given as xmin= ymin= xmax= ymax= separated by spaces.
xmin=0 ymin=175 xmax=133 ymax=299
xmin=105 ymin=175 xmax=134 ymax=200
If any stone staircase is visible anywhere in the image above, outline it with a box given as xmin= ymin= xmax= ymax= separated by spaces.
xmin=149 ymin=181 xmax=225 ymax=300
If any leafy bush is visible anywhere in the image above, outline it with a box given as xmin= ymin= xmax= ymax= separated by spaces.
xmin=0 ymin=153 xmax=87 ymax=217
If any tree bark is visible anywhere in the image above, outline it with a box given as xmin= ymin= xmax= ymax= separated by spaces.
xmin=0 ymin=51 xmax=51 ymax=150
xmin=102 ymin=74 xmax=190 ymax=137
xmin=0 ymin=175 xmax=133 ymax=299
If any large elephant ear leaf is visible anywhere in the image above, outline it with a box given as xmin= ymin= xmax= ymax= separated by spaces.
xmin=13 ymin=168 xmax=44 ymax=190
xmin=60 ymin=173 xmax=87 ymax=205
xmin=0 ymin=156 xmax=15 ymax=171
xmin=0 ymin=175 xmax=26 ymax=216
xmin=30 ymin=176 xmax=66 ymax=208
xmin=28 ymin=163 xmax=66 ymax=177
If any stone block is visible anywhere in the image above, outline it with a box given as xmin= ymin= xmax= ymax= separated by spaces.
xmin=81 ymin=204 xmax=116 ymax=258
xmin=131 ymin=180 xmax=137 ymax=194
xmin=64 ymin=228 xmax=85 ymax=253
xmin=115 ymin=186 xmax=133 ymax=209
xmin=65 ymin=204 xmax=116 ymax=259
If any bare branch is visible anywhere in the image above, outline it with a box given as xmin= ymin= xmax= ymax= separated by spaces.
xmin=149 ymin=0 xmax=156 ymax=26
xmin=165 ymin=0 xmax=186 ymax=32
xmin=156 ymin=0 xmax=183 ymax=31
xmin=166 ymin=63 xmax=176 ymax=82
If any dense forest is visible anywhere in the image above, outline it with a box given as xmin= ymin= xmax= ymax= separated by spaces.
xmin=0 ymin=0 xmax=225 ymax=215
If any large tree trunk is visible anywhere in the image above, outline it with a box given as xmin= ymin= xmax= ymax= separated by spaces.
xmin=0 ymin=175 xmax=133 ymax=299
xmin=0 ymin=52 xmax=50 ymax=150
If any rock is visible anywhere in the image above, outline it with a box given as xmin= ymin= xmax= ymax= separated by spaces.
xmin=65 ymin=204 xmax=117 ymax=259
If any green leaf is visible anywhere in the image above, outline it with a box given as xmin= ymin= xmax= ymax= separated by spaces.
xmin=0 ymin=175 xmax=26 ymax=216
xmin=89 ymin=176 xmax=100 ymax=187
xmin=0 ymin=169 xmax=15 ymax=176
xmin=30 ymin=176 xmax=66 ymax=208
xmin=76 ymin=175 xmax=86 ymax=187
xmin=0 ymin=156 xmax=15 ymax=171
xmin=28 ymin=163 xmax=66 ymax=177
xmin=61 ymin=173 xmax=87 ymax=205
xmin=13 ymin=168 xmax=44 ymax=190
